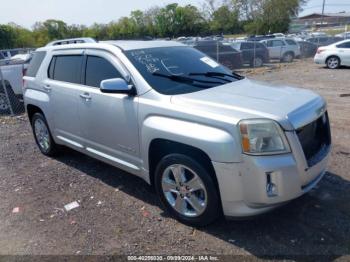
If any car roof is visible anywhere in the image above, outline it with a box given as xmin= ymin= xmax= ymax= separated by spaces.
xmin=104 ymin=40 xmax=186 ymax=50
xmin=37 ymin=40 xmax=186 ymax=52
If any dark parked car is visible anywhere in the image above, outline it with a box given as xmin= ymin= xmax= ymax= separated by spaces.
xmin=193 ymin=40 xmax=243 ymax=69
xmin=298 ymin=41 xmax=318 ymax=58
xmin=230 ymin=41 xmax=269 ymax=67
xmin=306 ymin=36 xmax=344 ymax=47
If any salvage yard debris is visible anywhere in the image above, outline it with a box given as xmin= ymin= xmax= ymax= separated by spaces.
xmin=64 ymin=201 xmax=80 ymax=212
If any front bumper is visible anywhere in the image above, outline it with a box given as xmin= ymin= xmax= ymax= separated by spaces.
xmin=213 ymin=131 xmax=331 ymax=217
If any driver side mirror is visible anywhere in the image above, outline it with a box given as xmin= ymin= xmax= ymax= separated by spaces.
xmin=100 ymin=78 xmax=136 ymax=95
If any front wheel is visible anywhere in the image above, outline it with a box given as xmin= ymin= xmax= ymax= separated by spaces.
xmin=251 ymin=56 xmax=263 ymax=67
xmin=155 ymin=154 xmax=221 ymax=226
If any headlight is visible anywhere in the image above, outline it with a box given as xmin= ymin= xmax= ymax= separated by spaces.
xmin=238 ymin=119 xmax=290 ymax=155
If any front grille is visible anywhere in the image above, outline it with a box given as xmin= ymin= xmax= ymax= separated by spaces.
xmin=296 ymin=112 xmax=331 ymax=167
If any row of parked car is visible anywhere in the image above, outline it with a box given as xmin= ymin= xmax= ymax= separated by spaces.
xmin=178 ymin=33 xmax=348 ymax=69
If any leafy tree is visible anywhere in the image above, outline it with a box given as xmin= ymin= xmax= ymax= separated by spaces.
xmin=0 ymin=25 xmax=16 ymax=49
xmin=210 ymin=5 xmax=241 ymax=34
xmin=0 ymin=0 xmax=308 ymax=48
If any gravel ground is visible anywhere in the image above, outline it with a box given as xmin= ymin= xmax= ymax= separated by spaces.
xmin=0 ymin=59 xmax=349 ymax=259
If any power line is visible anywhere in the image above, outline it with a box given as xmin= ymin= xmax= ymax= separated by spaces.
xmin=303 ymin=3 xmax=350 ymax=10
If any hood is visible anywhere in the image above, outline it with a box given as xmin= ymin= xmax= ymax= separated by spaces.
xmin=171 ymin=79 xmax=326 ymax=130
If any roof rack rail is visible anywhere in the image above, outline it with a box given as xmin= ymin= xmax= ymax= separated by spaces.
xmin=46 ymin=37 xmax=97 ymax=47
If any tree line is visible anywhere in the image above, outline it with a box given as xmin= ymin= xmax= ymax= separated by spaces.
xmin=0 ymin=0 xmax=307 ymax=49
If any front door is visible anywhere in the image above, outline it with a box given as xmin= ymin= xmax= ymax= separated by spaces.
xmin=78 ymin=50 xmax=140 ymax=174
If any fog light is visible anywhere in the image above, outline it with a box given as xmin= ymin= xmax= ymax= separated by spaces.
xmin=266 ymin=173 xmax=278 ymax=197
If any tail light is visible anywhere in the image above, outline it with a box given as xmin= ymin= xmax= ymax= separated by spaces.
xmin=22 ymin=67 xmax=27 ymax=88
xmin=317 ymin=48 xmax=325 ymax=54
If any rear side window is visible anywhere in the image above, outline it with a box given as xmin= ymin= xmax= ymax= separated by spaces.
xmin=26 ymin=51 xmax=46 ymax=77
xmin=272 ymin=40 xmax=285 ymax=47
xmin=85 ymin=56 xmax=122 ymax=87
xmin=337 ymin=42 xmax=350 ymax=48
xmin=285 ymin=39 xmax=297 ymax=45
xmin=52 ymin=55 xmax=83 ymax=84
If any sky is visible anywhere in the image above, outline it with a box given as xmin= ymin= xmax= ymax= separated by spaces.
xmin=0 ymin=0 xmax=349 ymax=29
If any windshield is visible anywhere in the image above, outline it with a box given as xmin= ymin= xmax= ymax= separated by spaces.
xmin=125 ymin=46 xmax=241 ymax=95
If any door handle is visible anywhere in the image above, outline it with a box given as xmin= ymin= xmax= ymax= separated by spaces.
xmin=80 ymin=92 xmax=92 ymax=101
xmin=43 ymin=84 xmax=51 ymax=92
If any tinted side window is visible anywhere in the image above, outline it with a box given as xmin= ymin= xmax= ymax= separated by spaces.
xmin=337 ymin=42 xmax=350 ymax=48
xmin=272 ymin=40 xmax=285 ymax=47
xmin=26 ymin=51 xmax=46 ymax=77
xmin=85 ymin=56 xmax=122 ymax=88
xmin=241 ymin=42 xmax=254 ymax=49
xmin=53 ymin=55 xmax=83 ymax=84
xmin=285 ymin=39 xmax=297 ymax=45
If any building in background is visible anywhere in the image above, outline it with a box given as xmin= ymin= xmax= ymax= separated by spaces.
xmin=290 ymin=12 xmax=350 ymax=32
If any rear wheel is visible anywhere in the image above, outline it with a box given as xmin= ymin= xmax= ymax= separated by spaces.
xmin=251 ymin=56 xmax=263 ymax=67
xmin=326 ymin=56 xmax=340 ymax=69
xmin=0 ymin=92 xmax=10 ymax=114
xmin=31 ymin=113 xmax=59 ymax=156
xmin=282 ymin=52 xmax=294 ymax=63
xmin=155 ymin=154 xmax=220 ymax=226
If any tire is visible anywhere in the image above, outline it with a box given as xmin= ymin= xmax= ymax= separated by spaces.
xmin=282 ymin=52 xmax=294 ymax=63
xmin=31 ymin=113 xmax=59 ymax=156
xmin=0 ymin=92 xmax=10 ymax=115
xmin=155 ymin=153 xmax=221 ymax=226
xmin=251 ymin=56 xmax=263 ymax=67
xmin=326 ymin=56 xmax=340 ymax=69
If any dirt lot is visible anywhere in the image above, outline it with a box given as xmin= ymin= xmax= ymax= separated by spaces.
xmin=0 ymin=59 xmax=349 ymax=259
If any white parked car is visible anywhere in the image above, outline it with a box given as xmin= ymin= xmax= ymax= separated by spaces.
xmin=314 ymin=40 xmax=350 ymax=69
xmin=335 ymin=32 xmax=350 ymax=39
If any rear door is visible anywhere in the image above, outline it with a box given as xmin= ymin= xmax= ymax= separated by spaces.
xmin=240 ymin=42 xmax=252 ymax=63
xmin=45 ymin=50 xmax=85 ymax=149
xmin=267 ymin=40 xmax=285 ymax=59
xmin=78 ymin=49 xmax=140 ymax=174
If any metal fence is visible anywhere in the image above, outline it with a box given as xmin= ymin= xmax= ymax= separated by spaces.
xmin=0 ymin=64 xmax=25 ymax=116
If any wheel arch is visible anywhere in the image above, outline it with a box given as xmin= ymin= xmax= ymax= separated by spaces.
xmin=27 ymin=104 xmax=44 ymax=123
xmin=148 ymin=138 xmax=218 ymax=187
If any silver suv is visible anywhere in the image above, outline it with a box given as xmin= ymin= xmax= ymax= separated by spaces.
xmin=260 ymin=38 xmax=301 ymax=62
xmin=23 ymin=39 xmax=331 ymax=226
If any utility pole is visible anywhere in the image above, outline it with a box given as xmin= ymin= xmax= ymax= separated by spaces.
xmin=320 ymin=0 xmax=326 ymax=28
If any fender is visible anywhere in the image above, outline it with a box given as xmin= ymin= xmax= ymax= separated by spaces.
xmin=23 ymin=89 xmax=54 ymax=129
xmin=141 ymin=115 xmax=241 ymax=174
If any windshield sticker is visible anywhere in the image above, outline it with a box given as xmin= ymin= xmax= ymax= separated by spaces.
xmin=200 ymin=57 xmax=219 ymax=68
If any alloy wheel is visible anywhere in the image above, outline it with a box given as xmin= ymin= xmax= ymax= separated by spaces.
xmin=327 ymin=57 xmax=339 ymax=69
xmin=161 ymin=164 xmax=207 ymax=217
xmin=34 ymin=118 xmax=51 ymax=151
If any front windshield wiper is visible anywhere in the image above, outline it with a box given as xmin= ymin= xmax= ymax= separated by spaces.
xmin=152 ymin=72 xmax=226 ymax=86
xmin=188 ymin=71 xmax=245 ymax=80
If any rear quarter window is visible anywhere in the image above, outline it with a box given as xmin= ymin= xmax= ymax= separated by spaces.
xmin=285 ymin=40 xmax=297 ymax=46
xmin=26 ymin=51 xmax=46 ymax=77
